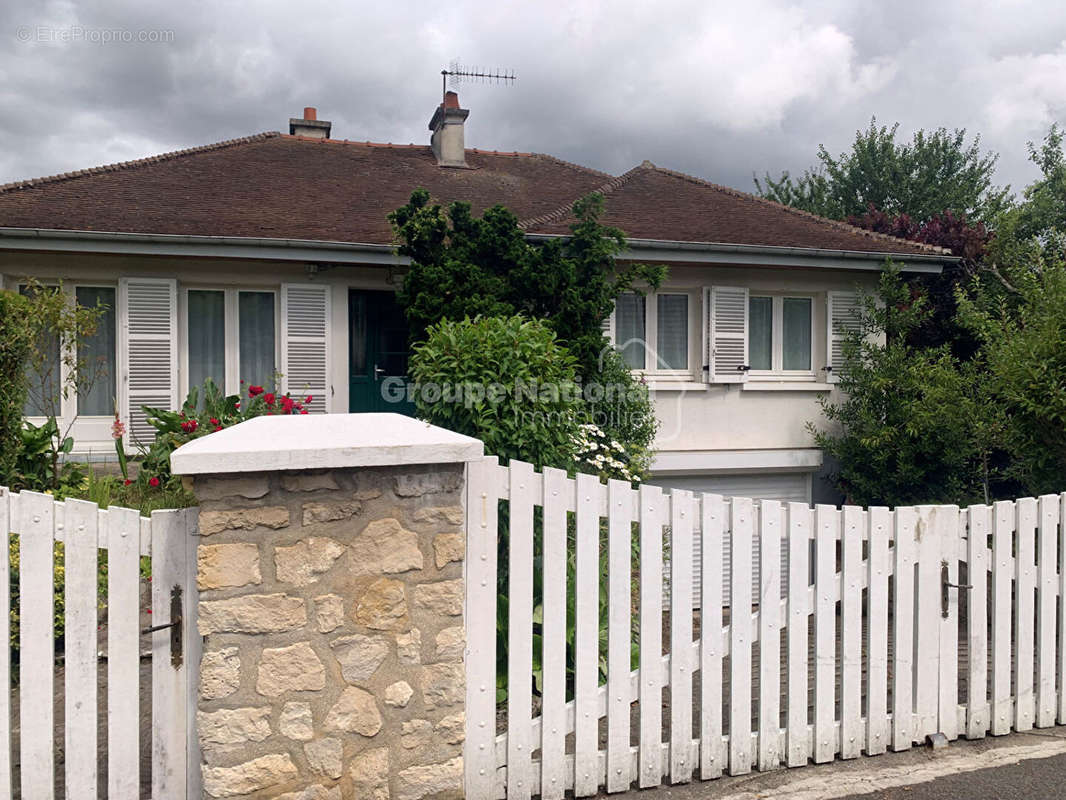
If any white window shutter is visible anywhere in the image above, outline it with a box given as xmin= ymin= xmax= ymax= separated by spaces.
xmin=601 ymin=302 xmax=615 ymax=345
xmin=119 ymin=278 xmax=178 ymax=446
xmin=826 ymin=290 xmax=862 ymax=384
xmin=708 ymin=285 xmax=749 ymax=383
xmin=281 ymin=284 xmax=331 ymax=413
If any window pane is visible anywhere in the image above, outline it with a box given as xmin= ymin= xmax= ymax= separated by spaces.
xmin=615 ymin=294 xmax=646 ymax=369
xmin=656 ymin=294 xmax=688 ymax=369
xmin=783 ymin=297 xmax=812 ymax=370
xmin=749 ymin=296 xmax=772 ymax=370
xmin=188 ymin=290 xmax=226 ymax=393
xmin=75 ymin=286 xmax=116 ymax=416
xmin=20 ymin=284 xmax=61 ymax=417
xmin=239 ymin=291 xmax=276 ymax=389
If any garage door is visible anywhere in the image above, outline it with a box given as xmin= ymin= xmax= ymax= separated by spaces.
xmin=649 ymin=471 xmax=811 ymax=608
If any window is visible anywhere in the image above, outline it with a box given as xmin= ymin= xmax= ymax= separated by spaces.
xmin=184 ymin=288 xmax=277 ymax=395
xmin=614 ymin=292 xmax=690 ymax=373
xmin=748 ymin=295 xmax=813 ymax=375
xmin=20 ymin=284 xmax=61 ymax=417
xmin=615 ymin=294 xmax=646 ymax=369
xmin=74 ymin=286 xmax=117 ymax=416
xmin=20 ymin=283 xmax=118 ymax=420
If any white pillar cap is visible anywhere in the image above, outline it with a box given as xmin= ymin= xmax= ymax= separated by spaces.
xmin=171 ymin=413 xmax=483 ymax=475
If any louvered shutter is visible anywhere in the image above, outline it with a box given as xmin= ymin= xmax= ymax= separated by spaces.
xmin=281 ymin=284 xmax=331 ymax=413
xmin=708 ymin=286 xmax=748 ymax=383
xmin=601 ymin=302 xmax=615 ymax=345
xmin=826 ymin=290 xmax=861 ymax=384
xmin=119 ymin=278 xmax=178 ymax=446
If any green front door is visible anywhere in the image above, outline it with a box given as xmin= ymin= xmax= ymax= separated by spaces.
xmin=348 ymin=289 xmax=415 ymax=414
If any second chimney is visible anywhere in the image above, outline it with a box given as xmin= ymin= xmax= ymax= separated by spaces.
xmin=289 ymin=107 xmax=331 ymax=139
xmin=428 ymin=92 xmax=469 ymax=167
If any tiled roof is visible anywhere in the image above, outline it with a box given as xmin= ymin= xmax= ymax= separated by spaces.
xmin=0 ymin=132 xmax=945 ymax=257
xmin=522 ymin=162 xmax=946 ymax=256
xmin=0 ymin=133 xmax=608 ymax=245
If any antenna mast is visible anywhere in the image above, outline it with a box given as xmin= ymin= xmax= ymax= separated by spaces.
xmin=441 ymin=61 xmax=516 ymax=104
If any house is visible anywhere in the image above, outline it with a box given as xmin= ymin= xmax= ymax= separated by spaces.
xmin=0 ymin=96 xmax=956 ymax=503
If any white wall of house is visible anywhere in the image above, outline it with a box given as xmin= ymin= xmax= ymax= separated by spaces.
xmin=1 ymin=250 xmax=879 ymax=503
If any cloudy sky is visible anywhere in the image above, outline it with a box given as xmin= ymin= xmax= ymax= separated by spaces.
xmin=1 ymin=0 xmax=1064 ymax=200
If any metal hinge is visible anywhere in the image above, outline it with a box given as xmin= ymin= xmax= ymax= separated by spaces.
xmin=141 ymin=584 xmax=183 ymax=668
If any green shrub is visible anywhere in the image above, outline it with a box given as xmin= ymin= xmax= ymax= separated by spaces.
xmin=0 ymin=290 xmax=32 ymax=484
xmin=408 ymin=315 xmax=584 ymax=469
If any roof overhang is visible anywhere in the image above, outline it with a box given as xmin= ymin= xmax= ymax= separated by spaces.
xmin=528 ymin=234 xmax=953 ymax=273
xmin=0 ymin=227 xmax=405 ymax=265
xmin=0 ymin=227 xmax=953 ymax=273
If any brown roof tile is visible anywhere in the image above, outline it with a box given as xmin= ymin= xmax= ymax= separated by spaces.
xmin=0 ymin=134 xmax=945 ymax=257
xmin=523 ymin=162 xmax=947 ymax=256
xmin=0 ymin=133 xmax=609 ymax=245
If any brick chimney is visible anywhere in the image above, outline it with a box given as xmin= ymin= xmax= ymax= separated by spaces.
xmin=428 ymin=91 xmax=469 ymax=167
xmin=289 ymin=107 xmax=331 ymax=139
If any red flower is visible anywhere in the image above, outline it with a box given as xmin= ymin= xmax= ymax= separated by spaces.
xmin=234 ymin=401 xmax=241 ymax=409
xmin=305 ymin=395 xmax=313 ymax=404
xmin=209 ymin=418 xmax=219 ymax=426
xmin=264 ymin=392 xmax=276 ymax=406
xmin=249 ymin=385 xmax=264 ymax=396
xmin=180 ymin=419 xmax=198 ymax=434
xmin=300 ymin=408 xmax=309 ymax=414
xmin=123 ymin=479 xmax=132 ymax=486
xmin=148 ymin=477 xmax=161 ymax=488
xmin=214 ymin=425 xmax=223 ymax=432
xmin=280 ymin=396 xmax=295 ymax=414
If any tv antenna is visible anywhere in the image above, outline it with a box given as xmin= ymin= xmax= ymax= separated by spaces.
xmin=441 ymin=61 xmax=516 ymax=104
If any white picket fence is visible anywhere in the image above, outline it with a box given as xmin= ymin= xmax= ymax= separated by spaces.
xmin=0 ymin=487 xmax=200 ymax=800
xmin=463 ymin=456 xmax=1066 ymax=799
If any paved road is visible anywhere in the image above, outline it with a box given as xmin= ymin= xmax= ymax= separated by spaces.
xmin=618 ymin=728 xmax=1066 ymax=800
xmin=843 ymin=750 xmax=1066 ymax=799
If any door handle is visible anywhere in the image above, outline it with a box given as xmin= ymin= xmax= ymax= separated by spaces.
xmin=374 ymin=364 xmax=386 ymax=379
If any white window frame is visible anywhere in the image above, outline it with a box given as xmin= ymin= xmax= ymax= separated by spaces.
xmin=747 ymin=293 xmax=816 ymax=381
xmin=179 ymin=286 xmax=280 ymax=398
xmin=18 ymin=281 xmax=120 ymax=424
xmin=615 ymin=290 xmax=694 ymax=379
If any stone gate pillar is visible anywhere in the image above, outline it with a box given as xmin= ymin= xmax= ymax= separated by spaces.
xmin=172 ymin=414 xmax=483 ymax=800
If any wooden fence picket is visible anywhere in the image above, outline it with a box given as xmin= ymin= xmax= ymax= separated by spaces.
xmin=728 ymin=497 xmax=753 ymax=775
xmin=757 ymin=500 xmax=782 ymax=772
xmin=1036 ymin=495 xmax=1059 ymax=728
xmin=840 ymin=505 xmax=863 ymax=759
xmin=1015 ymin=497 xmax=1037 ymax=732
xmin=539 ymin=467 xmax=569 ymax=800
xmin=699 ymin=494 xmax=725 ymax=780
xmin=813 ymin=505 xmax=837 ymax=763
xmin=507 ymin=460 xmax=536 ymax=800
xmin=936 ymin=506 xmax=960 ymax=741
xmin=638 ymin=485 xmax=665 ymax=788
xmin=573 ymin=472 xmax=601 ymax=798
xmin=0 ymin=488 xmax=11 ymax=797
xmin=991 ymin=500 xmax=1014 ymax=735
xmin=64 ymin=498 xmax=101 ymax=800
xmin=19 ymin=491 xmax=55 ymax=800
xmin=785 ymin=502 xmax=811 ymax=767
xmin=892 ymin=506 xmax=916 ymax=751
xmin=670 ymin=489 xmax=695 ymax=783
xmin=107 ymin=505 xmax=142 ymax=800
xmin=607 ymin=479 xmax=633 ymax=792
xmin=966 ymin=504 xmax=991 ymax=739
xmin=866 ymin=507 xmax=890 ymax=755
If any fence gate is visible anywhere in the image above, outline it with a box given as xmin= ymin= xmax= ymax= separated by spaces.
xmin=464 ymin=457 xmax=1066 ymax=799
xmin=1 ymin=488 xmax=202 ymax=799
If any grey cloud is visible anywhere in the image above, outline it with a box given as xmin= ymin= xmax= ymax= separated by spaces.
xmin=0 ymin=0 xmax=1063 ymax=205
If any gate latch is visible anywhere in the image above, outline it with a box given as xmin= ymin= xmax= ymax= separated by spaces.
xmin=941 ymin=562 xmax=972 ymax=619
xmin=141 ymin=585 xmax=184 ymax=668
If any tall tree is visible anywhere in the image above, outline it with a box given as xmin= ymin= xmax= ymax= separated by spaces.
xmin=755 ymin=118 xmax=1009 ymax=224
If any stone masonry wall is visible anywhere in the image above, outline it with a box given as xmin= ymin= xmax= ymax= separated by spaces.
xmin=190 ymin=464 xmax=466 ymax=800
